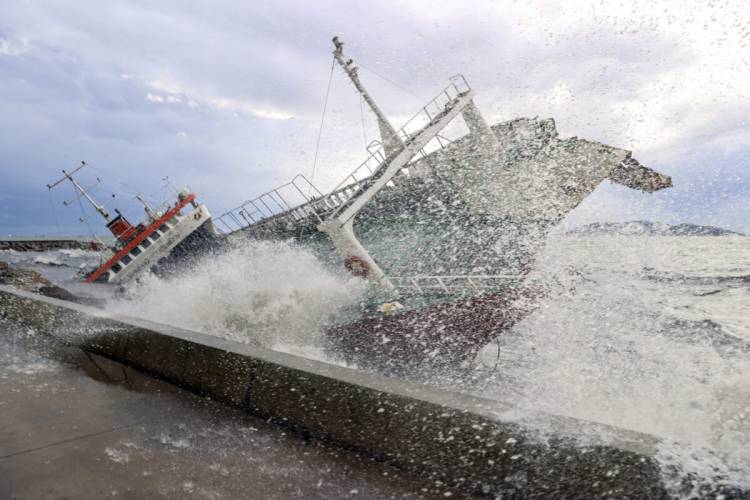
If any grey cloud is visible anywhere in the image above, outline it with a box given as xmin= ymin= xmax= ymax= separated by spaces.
xmin=0 ymin=0 xmax=748 ymax=235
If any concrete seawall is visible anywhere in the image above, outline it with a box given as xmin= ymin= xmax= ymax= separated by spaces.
xmin=0 ymin=237 xmax=106 ymax=252
xmin=0 ymin=285 xmax=678 ymax=497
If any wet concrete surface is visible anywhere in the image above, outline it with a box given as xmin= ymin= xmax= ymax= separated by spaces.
xmin=0 ymin=321 xmax=465 ymax=499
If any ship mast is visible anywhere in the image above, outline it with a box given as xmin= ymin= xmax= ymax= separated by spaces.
xmin=332 ymin=36 xmax=403 ymax=156
xmin=135 ymin=194 xmax=158 ymax=220
xmin=47 ymin=161 xmax=110 ymax=221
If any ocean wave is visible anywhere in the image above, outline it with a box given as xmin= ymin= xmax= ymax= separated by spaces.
xmin=111 ymin=240 xmax=366 ymax=351
xmin=32 ymin=256 xmax=68 ymax=267
xmin=658 ymin=318 xmax=750 ymax=355
xmin=641 ymin=268 xmax=750 ymax=286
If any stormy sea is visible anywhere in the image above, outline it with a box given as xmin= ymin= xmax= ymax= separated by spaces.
xmin=3 ymin=231 xmax=749 ymax=495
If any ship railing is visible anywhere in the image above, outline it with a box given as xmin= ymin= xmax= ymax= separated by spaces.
xmin=388 ymin=274 xmax=516 ymax=294
xmin=322 ymin=75 xmax=471 ymax=206
xmin=396 ymin=74 xmax=471 ymax=145
xmin=214 ymin=174 xmax=325 ymax=235
xmin=322 ymin=144 xmax=389 ymax=201
xmin=410 ymin=134 xmax=454 ymax=166
xmin=215 ymin=75 xmax=471 ymax=236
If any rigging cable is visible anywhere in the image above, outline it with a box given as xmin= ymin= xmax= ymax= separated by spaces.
xmin=86 ymin=162 xmax=160 ymax=203
xmin=47 ymin=189 xmax=62 ymax=237
xmin=358 ymin=63 xmax=425 ymax=101
xmin=308 ymin=57 xmax=336 ymax=195
xmin=359 ymin=95 xmax=368 ymax=149
xmin=74 ymin=186 xmax=96 ymax=240
xmin=73 ymin=186 xmax=109 ymax=257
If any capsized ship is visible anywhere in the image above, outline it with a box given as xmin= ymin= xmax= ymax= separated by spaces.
xmin=213 ymin=37 xmax=672 ymax=373
xmin=47 ymin=162 xmax=215 ymax=284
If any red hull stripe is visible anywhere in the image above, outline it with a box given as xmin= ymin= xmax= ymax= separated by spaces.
xmin=85 ymin=193 xmax=197 ymax=283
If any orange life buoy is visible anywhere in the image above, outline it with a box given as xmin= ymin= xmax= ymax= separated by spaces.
xmin=344 ymin=255 xmax=370 ymax=278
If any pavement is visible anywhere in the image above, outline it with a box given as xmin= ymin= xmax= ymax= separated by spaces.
xmin=0 ymin=320 xmax=465 ymax=499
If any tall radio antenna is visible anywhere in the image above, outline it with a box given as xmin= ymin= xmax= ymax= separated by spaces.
xmin=47 ymin=161 xmax=110 ymax=221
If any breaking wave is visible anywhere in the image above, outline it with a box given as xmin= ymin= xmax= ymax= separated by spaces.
xmin=475 ymin=234 xmax=750 ymax=493
xmin=32 ymin=255 xmax=67 ymax=267
xmin=643 ymin=268 xmax=750 ymax=287
xmin=112 ymin=240 xmax=366 ymax=358
xmin=41 ymin=232 xmax=749 ymax=493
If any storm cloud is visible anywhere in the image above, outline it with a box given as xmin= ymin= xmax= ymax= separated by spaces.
xmin=1 ymin=0 xmax=748 ymax=235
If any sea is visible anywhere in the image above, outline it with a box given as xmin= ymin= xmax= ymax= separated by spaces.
xmin=3 ymin=233 xmax=749 ymax=495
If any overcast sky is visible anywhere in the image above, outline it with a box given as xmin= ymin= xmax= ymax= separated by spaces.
xmin=1 ymin=0 xmax=748 ymax=236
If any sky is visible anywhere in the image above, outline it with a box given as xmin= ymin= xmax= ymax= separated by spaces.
xmin=0 ymin=0 xmax=748 ymax=236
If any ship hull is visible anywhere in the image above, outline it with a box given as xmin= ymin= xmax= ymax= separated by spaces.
xmin=216 ymin=117 xmax=671 ymax=371
xmin=89 ymin=203 xmax=217 ymax=283
xmin=325 ymin=285 xmax=541 ymax=375
xmin=149 ymin=217 xmax=223 ymax=278
xmin=230 ymin=117 xmax=670 ymax=281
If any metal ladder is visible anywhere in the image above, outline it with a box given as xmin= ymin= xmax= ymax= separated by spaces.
xmin=322 ymin=74 xmax=472 ymax=223
xmin=317 ymin=75 xmax=477 ymax=288
xmin=214 ymin=74 xmax=487 ymax=293
xmin=213 ymin=174 xmax=326 ymax=235
xmin=213 ymin=75 xmax=470 ymax=237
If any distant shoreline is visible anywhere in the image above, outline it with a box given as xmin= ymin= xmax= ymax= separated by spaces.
xmin=567 ymin=221 xmax=744 ymax=236
xmin=0 ymin=237 xmax=110 ymax=252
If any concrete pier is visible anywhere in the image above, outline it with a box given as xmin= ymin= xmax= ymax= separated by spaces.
xmin=0 ymin=236 xmax=107 ymax=252
xmin=0 ymin=320 xmax=440 ymax=499
xmin=0 ymin=285 xmax=666 ymax=497
xmin=2 ymin=285 xmax=746 ymax=498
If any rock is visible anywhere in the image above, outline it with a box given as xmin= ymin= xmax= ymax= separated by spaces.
xmin=0 ymin=239 xmax=101 ymax=252
xmin=0 ymin=261 xmax=103 ymax=307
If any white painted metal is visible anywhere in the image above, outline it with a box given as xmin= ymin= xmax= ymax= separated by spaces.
xmin=106 ymin=204 xmax=211 ymax=283
xmin=328 ymin=90 xmax=475 ymax=225
xmin=332 ymin=36 xmax=403 ymax=157
xmin=213 ymin=175 xmax=323 ymax=235
xmin=47 ymin=162 xmax=110 ymax=221
xmin=213 ymin=76 xmax=472 ymax=239
xmin=318 ymin=89 xmax=476 ymax=290
xmin=214 ymin=74 xmax=479 ymax=291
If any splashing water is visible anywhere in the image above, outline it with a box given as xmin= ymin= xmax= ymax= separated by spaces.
xmin=23 ymin=233 xmax=750 ymax=492
xmin=112 ymin=240 xmax=366 ymax=358
xmin=475 ymin=234 xmax=750 ymax=492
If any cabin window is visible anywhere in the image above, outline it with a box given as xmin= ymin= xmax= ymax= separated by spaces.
xmin=159 ymin=224 xmax=170 ymax=233
xmin=111 ymin=263 xmax=122 ymax=273
xmin=151 ymin=232 xmax=161 ymax=240
xmin=141 ymin=238 xmax=152 ymax=248
xmin=121 ymin=254 xmax=132 ymax=265
xmin=131 ymin=246 xmax=142 ymax=256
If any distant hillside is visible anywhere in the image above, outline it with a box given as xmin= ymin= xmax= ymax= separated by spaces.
xmin=569 ymin=221 xmax=744 ymax=236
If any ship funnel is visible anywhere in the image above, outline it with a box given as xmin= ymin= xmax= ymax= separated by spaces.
xmin=107 ymin=209 xmax=138 ymax=243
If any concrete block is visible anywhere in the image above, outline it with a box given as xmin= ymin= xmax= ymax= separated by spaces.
xmin=1 ymin=285 xmax=736 ymax=498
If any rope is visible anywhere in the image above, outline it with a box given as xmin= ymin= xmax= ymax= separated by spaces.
xmin=74 ymin=188 xmax=96 ymax=239
xmin=358 ymin=63 xmax=425 ymax=101
xmin=47 ymin=190 xmax=62 ymax=237
xmin=359 ymin=95 xmax=368 ymax=149
xmin=87 ymin=162 xmax=165 ymax=208
xmin=86 ymin=163 xmax=149 ymax=198
xmin=309 ymin=57 xmax=336 ymax=195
